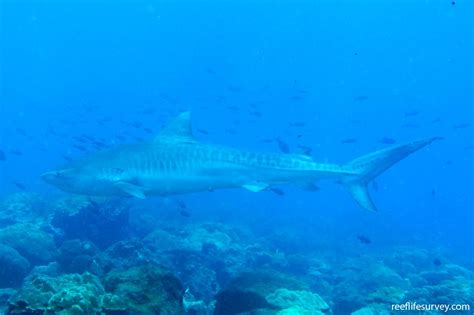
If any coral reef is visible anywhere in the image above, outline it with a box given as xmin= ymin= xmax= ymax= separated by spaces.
xmin=0 ymin=223 xmax=56 ymax=264
xmin=51 ymin=196 xmax=130 ymax=249
xmin=6 ymin=272 xmax=125 ymax=314
xmin=57 ymin=239 xmax=101 ymax=274
xmin=104 ymin=263 xmax=185 ymax=314
xmin=265 ymin=289 xmax=331 ymax=314
xmin=0 ymin=244 xmax=30 ymax=288
xmin=351 ymin=306 xmax=391 ymax=315
xmin=214 ymin=270 xmax=316 ymax=315
xmin=0 ymin=192 xmax=473 ymax=314
xmin=0 ymin=193 xmax=47 ymax=227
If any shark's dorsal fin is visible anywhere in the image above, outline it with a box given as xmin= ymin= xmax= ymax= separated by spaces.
xmin=156 ymin=111 xmax=194 ymax=142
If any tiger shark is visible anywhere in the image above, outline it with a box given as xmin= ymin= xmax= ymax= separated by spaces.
xmin=41 ymin=112 xmax=439 ymax=211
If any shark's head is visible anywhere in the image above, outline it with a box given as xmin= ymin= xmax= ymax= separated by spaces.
xmin=41 ymin=164 xmax=131 ymax=196
xmin=41 ymin=166 xmax=106 ymax=195
xmin=41 ymin=168 xmax=86 ymax=193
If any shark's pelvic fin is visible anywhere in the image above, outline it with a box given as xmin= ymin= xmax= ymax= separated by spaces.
xmin=242 ymin=182 xmax=270 ymax=192
xmin=296 ymin=182 xmax=321 ymax=192
xmin=156 ymin=111 xmax=195 ymax=142
xmin=344 ymin=137 xmax=441 ymax=211
xmin=114 ymin=181 xmax=147 ymax=199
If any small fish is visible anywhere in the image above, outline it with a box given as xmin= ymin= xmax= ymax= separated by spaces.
xmin=83 ymin=104 xmax=100 ymax=112
xmin=197 ymin=129 xmax=209 ymax=135
xmin=10 ymin=149 xmax=23 ymax=156
xmin=302 ymin=183 xmax=320 ymax=192
xmin=341 ymin=138 xmax=358 ymax=144
xmin=225 ymin=128 xmax=238 ymax=135
xmin=97 ymin=117 xmax=112 ymax=125
xmin=159 ymin=92 xmax=170 ymax=99
xmin=297 ymin=145 xmax=312 ymax=156
xmin=62 ymin=155 xmax=73 ymax=162
xmin=289 ymin=95 xmax=305 ymax=101
xmin=141 ymin=107 xmax=156 ymax=115
xmin=0 ymin=150 xmax=5 ymax=161
xmin=205 ymin=67 xmax=216 ymax=75
xmin=143 ymin=127 xmax=154 ymax=134
xmin=275 ymin=137 xmax=290 ymax=154
xmin=431 ymin=118 xmax=442 ymax=124
xmin=354 ymin=95 xmax=369 ymax=101
xmin=115 ymin=135 xmax=127 ymax=142
xmin=464 ymin=145 xmax=474 ymax=151
xmin=432 ymin=258 xmax=442 ymax=266
xmin=269 ymin=187 xmax=285 ymax=196
xmin=120 ymin=120 xmax=142 ymax=129
xmin=289 ymin=122 xmax=306 ymax=128
xmin=372 ymin=181 xmax=379 ymax=192
xmin=249 ymin=111 xmax=263 ymax=118
xmin=81 ymin=134 xmax=95 ymax=142
xmin=72 ymin=136 xmax=88 ymax=144
xmin=454 ymin=122 xmax=470 ymax=129
xmin=92 ymin=140 xmax=108 ymax=149
xmin=226 ymin=105 xmax=240 ymax=111
xmin=431 ymin=189 xmax=436 ymax=196
xmin=16 ymin=128 xmax=28 ymax=137
xmin=378 ymin=137 xmax=396 ymax=145
xmin=401 ymin=123 xmax=419 ymax=129
xmin=88 ymin=196 xmax=100 ymax=208
xmin=73 ymin=144 xmax=87 ymax=152
xmin=228 ymin=86 xmax=243 ymax=93
xmin=130 ymin=121 xmax=142 ymax=129
xmin=404 ymin=110 xmax=420 ymax=117
xmin=177 ymin=200 xmax=187 ymax=209
xmin=260 ymin=138 xmax=274 ymax=144
xmin=13 ymin=181 xmax=26 ymax=190
xmin=356 ymin=235 xmax=371 ymax=245
xmin=296 ymin=89 xmax=309 ymax=94
xmin=179 ymin=210 xmax=191 ymax=218
xmin=58 ymin=118 xmax=77 ymax=125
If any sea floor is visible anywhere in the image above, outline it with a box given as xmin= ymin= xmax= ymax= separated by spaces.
xmin=0 ymin=193 xmax=472 ymax=315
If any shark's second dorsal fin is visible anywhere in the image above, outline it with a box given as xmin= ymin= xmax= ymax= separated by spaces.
xmin=156 ymin=111 xmax=195 ymax=142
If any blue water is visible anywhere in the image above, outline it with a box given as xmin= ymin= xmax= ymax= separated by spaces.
xmin=1 ymin=0 xmax=473 ymax=314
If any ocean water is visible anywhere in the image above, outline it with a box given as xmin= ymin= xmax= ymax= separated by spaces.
xmin=0 ymin=0 xmax=473 ymax=314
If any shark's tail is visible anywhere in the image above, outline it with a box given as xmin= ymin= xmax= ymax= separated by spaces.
xmin=343 ymin=137 xmax=441 ymax=211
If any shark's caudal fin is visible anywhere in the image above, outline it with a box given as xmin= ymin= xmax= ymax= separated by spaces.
xmin=343 ymin=137 xmax=441 ymax=212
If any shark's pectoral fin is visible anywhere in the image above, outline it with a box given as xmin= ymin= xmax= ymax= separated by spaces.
xmin=114 ymin=181 xmax=147 ymax=199
xmin=242 ymin=182 xmax=269 ymax=192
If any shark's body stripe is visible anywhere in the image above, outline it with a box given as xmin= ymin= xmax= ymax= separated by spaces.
xmin=41 ymin=112 xmax=439 ymax=212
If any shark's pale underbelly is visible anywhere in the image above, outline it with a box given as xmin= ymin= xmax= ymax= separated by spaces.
xmin=133 ymin=162 xmax=348 ymax=196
